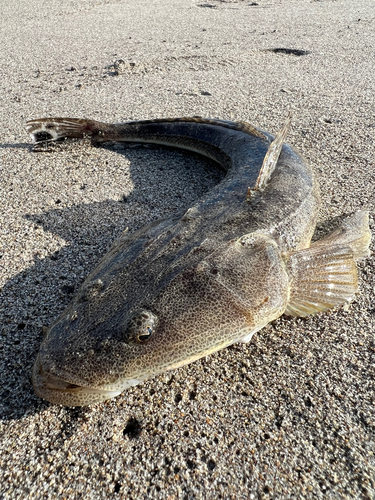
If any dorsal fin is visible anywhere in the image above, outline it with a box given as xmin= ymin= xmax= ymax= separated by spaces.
xmin=26 ymin=116 xmax=267 ymax=144
xmin=120 ymin=116 xmax=267 ymax=139
xmin=247 ymin=113 xmax=291 ymax=202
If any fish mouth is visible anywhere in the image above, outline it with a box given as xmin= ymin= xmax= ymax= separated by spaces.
xmin=32 ymin=354 xmax=123 ymax=406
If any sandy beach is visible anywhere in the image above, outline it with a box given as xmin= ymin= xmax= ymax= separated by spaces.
xmin=1 ymin=0 xmax=375 ymax=498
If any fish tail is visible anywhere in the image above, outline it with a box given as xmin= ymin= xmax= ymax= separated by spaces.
xmin=284 ymin=211 xmax=371 ymax=317
xmin=26 ymin=117 xmax=105 ymax=143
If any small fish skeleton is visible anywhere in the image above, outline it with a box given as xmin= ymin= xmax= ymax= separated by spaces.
xmin=26 ymin=115 xmax=371 ymax=406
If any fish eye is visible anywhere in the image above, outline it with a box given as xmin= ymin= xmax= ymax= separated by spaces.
xmin=123 ymin=310 xmax=158 ymax=344
xmin=137 ymin=326 xmax=153 ymax=343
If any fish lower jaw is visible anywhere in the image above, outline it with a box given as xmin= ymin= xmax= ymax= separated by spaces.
xmin=45 ymin=375 xmax=142 ymax=394
xmin=46 ymin=376 xmax=124 ymax=398
xmin=32 ymin=358 xmax=142 ymax=406
xmin=33 ymin=373 xmax=124 ymax=406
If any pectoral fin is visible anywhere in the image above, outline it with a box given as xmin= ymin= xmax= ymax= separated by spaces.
xmin=311 ymin=210 xmax=371 ymax=260
xmin=284 ymin=211 xmax=371 ymax=317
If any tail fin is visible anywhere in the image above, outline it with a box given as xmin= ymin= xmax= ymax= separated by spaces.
xmin=284 ymin=211 xmax=371 ymax=317
xmin=26 ymin=118 xmax=102 ymax=143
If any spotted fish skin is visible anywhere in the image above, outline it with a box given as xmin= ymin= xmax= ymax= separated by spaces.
xmin=26 ymin=116 xmax=370 ymax=406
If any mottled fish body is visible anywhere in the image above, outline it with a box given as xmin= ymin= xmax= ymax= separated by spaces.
xmin=26 ymin=116 xmax=371 ymax=406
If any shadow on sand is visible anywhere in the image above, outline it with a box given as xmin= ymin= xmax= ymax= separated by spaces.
xmin=0 ymin=141 xmax=225 ymax=420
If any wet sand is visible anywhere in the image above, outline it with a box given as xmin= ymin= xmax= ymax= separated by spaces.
xmin=1 ymin=0 xmax=375 ymax=498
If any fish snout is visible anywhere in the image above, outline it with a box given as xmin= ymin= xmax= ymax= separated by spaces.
xmin=32 ymin=354 xmax=123 ymax=406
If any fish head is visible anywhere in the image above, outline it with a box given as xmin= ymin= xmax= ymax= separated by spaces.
xmin=32 ymin=233 xmax=289 ymax=406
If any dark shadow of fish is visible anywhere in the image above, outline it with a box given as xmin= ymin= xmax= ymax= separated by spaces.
xmin=0 ymin=143 xmax=222 ymax=419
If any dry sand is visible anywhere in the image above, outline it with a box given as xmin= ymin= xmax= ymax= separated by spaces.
xmin=1 ymin=0 xmax=375 ymax=498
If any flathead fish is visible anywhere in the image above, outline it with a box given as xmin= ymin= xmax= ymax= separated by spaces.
xmin=26 ymin=115 xmax=371 ymax=406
